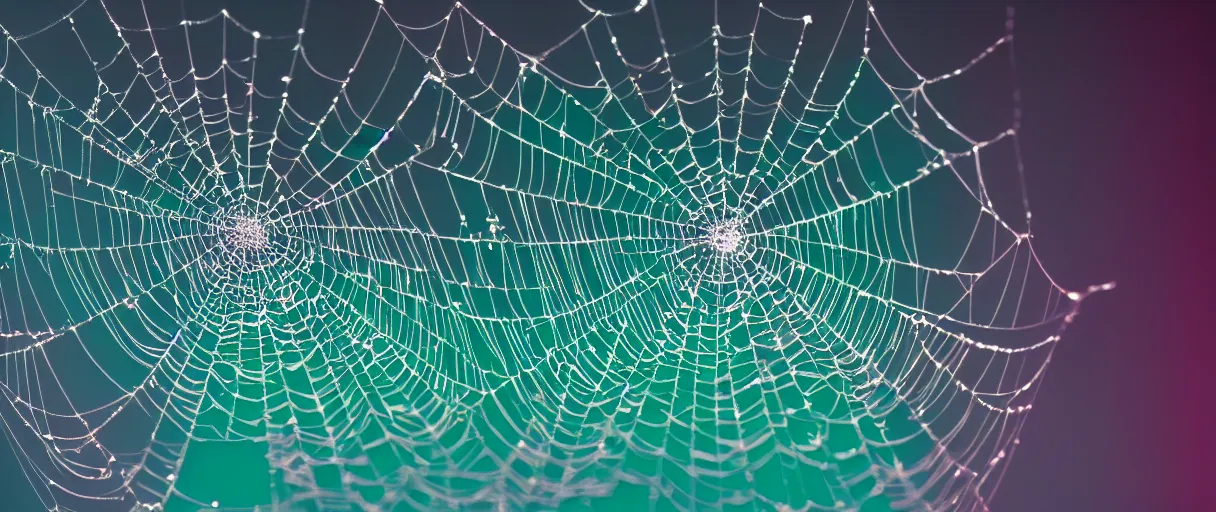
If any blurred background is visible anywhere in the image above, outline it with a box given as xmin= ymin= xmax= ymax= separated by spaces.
xmin=976 ymin=1 xmax=1214 ymax=510
xmin=0 ymin=0 xmax=1212 ymax=510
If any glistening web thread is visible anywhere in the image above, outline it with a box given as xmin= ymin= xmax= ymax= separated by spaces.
xmin=0 ymin=0 xmax=1111 ymax=510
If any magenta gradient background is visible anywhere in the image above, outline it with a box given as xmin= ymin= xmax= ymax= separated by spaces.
xmin=994 ymin=1 xmax=1215 ymax=510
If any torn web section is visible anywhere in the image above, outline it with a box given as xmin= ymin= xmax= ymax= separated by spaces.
xmin=813 ymin=7 xmax=1083 ymax=509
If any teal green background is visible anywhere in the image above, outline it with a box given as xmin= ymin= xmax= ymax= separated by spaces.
xmin=0 ymin=1 xmax=1210 ymax=511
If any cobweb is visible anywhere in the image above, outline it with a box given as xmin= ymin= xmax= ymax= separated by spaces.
xmin=0 ymin=0 xmax=1111 ymax=510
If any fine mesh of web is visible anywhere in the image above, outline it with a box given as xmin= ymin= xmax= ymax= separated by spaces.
xmin=0 ymin=0 xmax=1110 ymax=510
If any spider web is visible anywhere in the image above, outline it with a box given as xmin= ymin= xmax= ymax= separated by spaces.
xmin=0 ymin=0 xmax=1110 ymax=510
